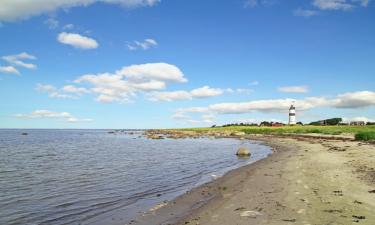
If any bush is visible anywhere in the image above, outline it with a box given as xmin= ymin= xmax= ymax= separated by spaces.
xmin=355 ymin=131 xmax=375 ymax=141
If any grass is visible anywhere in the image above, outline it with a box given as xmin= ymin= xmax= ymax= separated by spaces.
xmin=355 ymin=131 xmax=375 ymax=141
xmin=174 ymin=125 xmax=375 ymax=140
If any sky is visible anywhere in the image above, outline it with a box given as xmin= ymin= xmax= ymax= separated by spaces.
xmin=0 ymin=0 xmax=374 ymax=129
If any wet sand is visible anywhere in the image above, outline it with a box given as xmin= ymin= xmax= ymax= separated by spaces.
xmin=131 ymin=136 xmax=375 ymax=225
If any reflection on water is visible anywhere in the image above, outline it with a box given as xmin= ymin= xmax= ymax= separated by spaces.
xmin=0 ymin=129 xmax=272 ymax=225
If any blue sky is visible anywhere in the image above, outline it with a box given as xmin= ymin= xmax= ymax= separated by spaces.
xmin=0 ymin=0 xmax=374 ymax=129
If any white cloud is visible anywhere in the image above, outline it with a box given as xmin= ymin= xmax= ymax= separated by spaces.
xmin=128 ymin=38 xmax=158 ymax=50
xmin=0 ymin=66 xmax=20 ymax=75
xmin=57 ymin=32 xmax=98 ymax=49
xmin=278 ymin=85 xmax=309 ymax=93
xmin=343 ymin=116 xmax=375 ymax=123
xmin=44 ymin=17 xmax=59 ymax=29
xmin=62 ymin=85 xmax=90 ymax=95
xmin=191 ymin=86 xmax=224 ymax=98
xmin=333 ymin=91 xmax=375 ymax=108
xmin=118 ymin=62 xmax=187 ymax=83
xmin=74 ymin=63 xmax=187 ymax=103
xmin=15 ymin=109 xmax=92 ymax=123
xmin=149 ymin=91 xmax=192 ymax=101
xmin=312 ymin=0 xmax=356 ymax=11
xmin=35 ymin=83 xmax=76 ymax=99
xmin=148 ymin=86 xmax=224 ymax=102
xmin=294 ymin=8 xmax=319 ymax=17
xmin=0 ymin=0 xmax=160 ymax=22
xmin=2 ymin=52 xmax=37 ymax=70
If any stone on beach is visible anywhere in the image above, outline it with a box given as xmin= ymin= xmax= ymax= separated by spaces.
xmin=236 ymin=146 xmax=251 ymax=156
xmin=239 ymin=210 xmax=262 ymax=218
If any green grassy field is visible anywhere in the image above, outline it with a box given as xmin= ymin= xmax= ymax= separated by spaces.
xmin=176 ymin=125 xmax=375 ymax=141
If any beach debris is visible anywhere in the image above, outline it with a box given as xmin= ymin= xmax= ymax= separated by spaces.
xmin=149 ymin=202 xmax=168 ymax=212
xmin=332 ymin=190 xmax=343 ymax=196
xmin=352 ymin=215 xmax=366 ymax=222
xmin=147 ymin=135 xmax=164 ymax=140
xmin=353 ymin=200 xmax=363 ymax=204
xmin=323 ymin=209 xmax=342 ymax=213
xmin=282 ymin=218 xmax=296 ymax=222
xmin=368 ymin=189 xmax=375 ymax=193
xmin=236 ymin=146 xmax=251 ymax=157
xmin=231 ymin=131 xmax=246 ymax=136
xmin=239 ymin=210 xmax=262 ymax=218
xmin=210 ymin=174 xmax=218 ymax=180
xmin=352 ymin=215 xmax=365 ymax=220
xmin=234 ymin=207 xmax=246 ymax=211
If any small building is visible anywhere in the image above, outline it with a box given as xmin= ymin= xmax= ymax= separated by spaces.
xmin=350 ymin=121 xmax=366 ymax=126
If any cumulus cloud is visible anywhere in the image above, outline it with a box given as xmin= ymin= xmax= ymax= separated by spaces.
xmin=190 ymin=86 xmax=224 ymax=98
xmin=148 ymin=86 xmax=224 ymax=102
xmin=0 ymin=66 xmax=20 ymax=75
xmin=2 ymin=52 xmax=37 ymax=69
xmin=73 ymin=62 xmax=187 ymax=103
xmin=0 ymin=0 xmax=160 ymax=22
xmin=333 ymin=91 xmax=375 ymax=108
xmin=127 ymin=38 xmax=158 ymax=50
xmin=118 ymin=63 xmax=187 ymax=83
xmin=57 ymin=32 xmax=99 ymax=49
xmin=313 ymin=0 xmax=353 ymax=10
xmin=62 ymin=85 xmax=90 ymax=95
xmin=15 ymin=110 xmax=93 ymax=123
xmin=312 ymin=0 xmax=370 ymax=11
xmin=278 ymin=85 xmax=309 ymax=93
xmin=343 ymin=116 xmax=375 ymax=123
xmin=173 ymin=90 xmax=375 ymax=121
xmin=35 ymin=83 xmax=83 ymax=99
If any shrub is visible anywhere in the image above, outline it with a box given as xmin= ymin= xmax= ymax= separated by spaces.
xmin=355 ymin=131 xmax=375 ymax=141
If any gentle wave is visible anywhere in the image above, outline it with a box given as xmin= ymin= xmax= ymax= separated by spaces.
xmin=0 ymin=129 xmax=272 ymax=225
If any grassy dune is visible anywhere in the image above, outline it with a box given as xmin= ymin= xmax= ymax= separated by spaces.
xmin=176 ymin=125 xmax=375 ymax=141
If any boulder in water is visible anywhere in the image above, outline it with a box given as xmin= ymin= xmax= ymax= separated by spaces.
xmin=236 ymin=146 xmax=251 ymax=156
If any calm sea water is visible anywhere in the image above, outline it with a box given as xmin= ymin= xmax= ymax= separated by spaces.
xmin=0 ymin=129 xmax=272 ymax=225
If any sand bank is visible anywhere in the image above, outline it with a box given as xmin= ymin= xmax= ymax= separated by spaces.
xmin=131 ymin=135 xmax=375 ymax=225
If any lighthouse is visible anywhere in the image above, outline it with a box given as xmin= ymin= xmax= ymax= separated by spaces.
xmin=288 ymin=105 xmax=296 ymax=125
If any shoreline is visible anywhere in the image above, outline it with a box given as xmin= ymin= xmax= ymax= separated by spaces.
xmin=132 ymin=133 xmax=375 ymax=225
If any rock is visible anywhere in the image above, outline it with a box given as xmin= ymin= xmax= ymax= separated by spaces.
xmin=232 ymin=132 xmax=246 ymax=136
xmin=239 ymin=210 xmax=262 ymax=218
xmin=148 ymin=135 xmax=164 ymax=140
xmin=236 ymin=147 xmax=251 ymax=156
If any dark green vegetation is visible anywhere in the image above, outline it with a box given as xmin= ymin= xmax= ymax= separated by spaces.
xmin=355 ymin=131 xmax=375 ymax=141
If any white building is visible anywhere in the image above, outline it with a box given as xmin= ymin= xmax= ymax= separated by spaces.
xmin=289 ymin=105 xmax=296 ymax=125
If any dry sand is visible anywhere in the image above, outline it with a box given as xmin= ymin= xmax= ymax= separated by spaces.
xmin=132 ymin=136 xmax=375 ymax=225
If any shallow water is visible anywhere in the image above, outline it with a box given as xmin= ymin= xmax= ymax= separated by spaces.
xmin=0 ymin=129 xmax=272 ymax=225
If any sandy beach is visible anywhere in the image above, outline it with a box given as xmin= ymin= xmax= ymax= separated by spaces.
xmin=134 ymin=135 xmax=375 ymax=225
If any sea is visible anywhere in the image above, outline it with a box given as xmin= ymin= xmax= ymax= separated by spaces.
xmin=0 ymin=129 xmax=272 ymax=225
